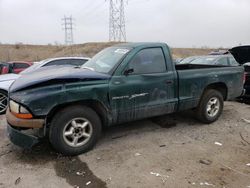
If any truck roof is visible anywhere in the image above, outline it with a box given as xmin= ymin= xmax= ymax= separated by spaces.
xmin=114 ymin=42 xmax=169 ymax=49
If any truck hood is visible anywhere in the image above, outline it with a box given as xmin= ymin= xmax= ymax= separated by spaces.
xmin=10 ymin=66 xmax=111 ymax=92
xmin=229 ymin=46 xmax=250 ymax=65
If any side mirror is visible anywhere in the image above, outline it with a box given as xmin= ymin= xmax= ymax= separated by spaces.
xmin=124 ymin=68 xmax=134 ymax=76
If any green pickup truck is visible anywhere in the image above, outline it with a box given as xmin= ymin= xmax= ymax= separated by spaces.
xmin=6 ymin=43 xmax=244 ymax=155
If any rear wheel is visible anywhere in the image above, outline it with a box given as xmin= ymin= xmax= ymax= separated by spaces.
xmin=0 ymin=90 xmax=8 ymax=115
xmin=49 ymin=105 xmax=102 ymax=156
xmin=196 ymin=89 xmax=224 ymax=123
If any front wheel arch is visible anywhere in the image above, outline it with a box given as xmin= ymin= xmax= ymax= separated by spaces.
xmin=46 ymin=100 xmax=110 ymax=127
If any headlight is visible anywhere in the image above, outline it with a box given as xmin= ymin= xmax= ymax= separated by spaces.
xmin=9 ymin=100 xmax=33 ymax=119
xmin=9 ymin=100 xmax=19 ymax=114
xmin=20 ymin=106 xmax=29 ymax=114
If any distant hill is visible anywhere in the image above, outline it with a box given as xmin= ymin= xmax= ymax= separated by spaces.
xmin=0 ymin=42 xmax=214 ymax=62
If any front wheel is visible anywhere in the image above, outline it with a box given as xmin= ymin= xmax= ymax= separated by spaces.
xmin=0 ymin=90 xmax=8 ymax=115
xmin=196 ymin=89 xmax=224 ymax=124
xmin=49 ymin=105 xmax=102 ymax=156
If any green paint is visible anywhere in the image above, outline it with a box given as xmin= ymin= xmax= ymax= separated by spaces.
xmin=10 ymin=43 xmax=244 ymax=126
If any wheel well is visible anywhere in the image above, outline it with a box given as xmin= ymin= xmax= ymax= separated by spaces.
xmin=204 ymin=82 xmax=228 ymax=100
xmin=0 ymin=89 xmax=8 ymax=95
xmin=46 ymin=100 xmax=110 ymax=127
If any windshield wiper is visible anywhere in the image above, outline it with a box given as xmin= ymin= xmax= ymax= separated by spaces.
xmin=82 ymin=66 xmax=95 ymax=71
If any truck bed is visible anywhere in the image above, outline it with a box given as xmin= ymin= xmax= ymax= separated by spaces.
xmin=175 ymin=64 xmax=244 ymax=111
xmin=175 ymin=64 xmax=235 ymax=70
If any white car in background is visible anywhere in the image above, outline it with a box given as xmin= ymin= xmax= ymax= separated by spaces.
xmin=0 ymin=57 xmax=90 ymax=114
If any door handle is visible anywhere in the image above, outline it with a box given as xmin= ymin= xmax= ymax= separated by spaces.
xmin=113 ymin=81 xmax=121 ymax=85
xmin=165 ymin=80 xmax=174 ymax=85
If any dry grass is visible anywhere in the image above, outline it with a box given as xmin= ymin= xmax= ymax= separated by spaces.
xmin=172 ymin=48 xmax=213 ymax=58
xmin=0 ymin=42 xmax=214 ymax=62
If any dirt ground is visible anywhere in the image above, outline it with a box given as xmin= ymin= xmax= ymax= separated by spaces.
xmin=0 ymin=101 xmax=250 ymax=188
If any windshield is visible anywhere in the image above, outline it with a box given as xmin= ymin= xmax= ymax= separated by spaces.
xmin=190 ymin=56 xmax=218 ymax=65
xmin=82 ymin=47 xmax=131 ymax=74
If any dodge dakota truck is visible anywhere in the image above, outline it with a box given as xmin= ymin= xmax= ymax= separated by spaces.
xmin=6 ymin=43 xmax=244 ymax=155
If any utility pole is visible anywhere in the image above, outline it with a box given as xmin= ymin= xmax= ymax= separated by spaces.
xmin=108 ymin=0 xmax=126 ymax=42
xmin=62 ymin=16 xmax=74 ymax=45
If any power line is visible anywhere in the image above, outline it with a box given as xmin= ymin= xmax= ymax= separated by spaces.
xmin=128 ymin=0 xmax=151 ymax=5
xmin=62 ymin=16 xmax=74 ymax=45
xmin=107 ymin=0 xmax=126 ymax=42
xmin=81 ymin=1 xmax=107 ymax=18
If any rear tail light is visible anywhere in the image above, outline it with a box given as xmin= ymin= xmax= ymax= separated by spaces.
xmin=243 ymin=72 xmax=246 ymax=84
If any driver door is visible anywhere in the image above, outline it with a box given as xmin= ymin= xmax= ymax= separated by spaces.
xmin=109 ymin=47 xmax=178 ymax=123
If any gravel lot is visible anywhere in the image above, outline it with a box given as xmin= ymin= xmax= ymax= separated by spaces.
xmin=0 ymin=101 xmax=250 ymax=188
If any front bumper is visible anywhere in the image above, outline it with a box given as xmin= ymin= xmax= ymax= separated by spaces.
xmin=6 ymin=108 xmax=46 ymax=148
xmin=6 ymin=108 xmax=44 ymax=128
xmin=7 ymin=124 xmax=41 ymax=148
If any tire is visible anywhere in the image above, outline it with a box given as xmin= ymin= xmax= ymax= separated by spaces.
xmin=49 ymin=105 xmax=102 ymax=156
xmin=0 ymin=90 xmax=8 ymax=115
xmin=196 ymin=89 xmax=224 ymax=124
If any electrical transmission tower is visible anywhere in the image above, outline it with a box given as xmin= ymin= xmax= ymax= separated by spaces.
xmin=108 ymin=0 xmax=126 ymax=42
xmin=62 ymin=16 xmax=74 ymax=45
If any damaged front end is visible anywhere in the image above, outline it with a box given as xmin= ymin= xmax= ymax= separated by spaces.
xmin=6 ymin=66 xmax=110 ymax=149
xmin=6 ymin=107 xmax=46 ymax=148
xmin=7 ymin=125 xmax=42 ymax=149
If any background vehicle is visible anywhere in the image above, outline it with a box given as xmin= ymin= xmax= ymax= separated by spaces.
xmin=21 ymin=57 xmax=90 ymax=74
xmin=178 ymin=56 xmax=199 ymax=64
xmin=208 ymin=50 xmax=229 ymax=55
xmin=0 ymin=61 xmax=33 ymax=75
xmin=229 ymin=46 xmax=250 ymax=98
xmin=0 ymin=57 xmax=90 ymax=115
xmin=173 ymin=58 xmax=183 ymax=64
xmin=0 ymin=62 xmax=11 ymax=74
xmin=179 ymin=55 xmax=239 ymax=66
xmin=6 ymin=43 xmax=244 ymax=155
xmin=8 ymin=61 xmax=33 ymax=74
xmin=243 ymin=63 xmax=250 ymax=98
xmin=0 ymin=73 xmax=20 ymax=114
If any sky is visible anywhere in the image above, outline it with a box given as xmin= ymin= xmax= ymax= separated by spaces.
xmin=0 ymin=0 xmax=249 ymax=48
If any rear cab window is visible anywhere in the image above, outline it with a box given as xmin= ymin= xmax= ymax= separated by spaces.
xmin=228 ymin=57 xmax=239 ymax=66
xmin=215 ymin=57 xmax=229 ymax=66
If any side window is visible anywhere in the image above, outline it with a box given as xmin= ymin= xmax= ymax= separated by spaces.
xmin=216 ymin=57 xmax=228 ymax=66
xmin=43 ymin=59 xmax=88 ymax=67
xmin=128 ymin=48 xmax=166 ymax=74
xmin=229 ymin=57 xmax=239 ymax=66
xmin=14 ymin=63 xmax=30 ymax=69
xmin=68 ymin=59 xmax=88 ymax=66
xmin=43 ymin=60 xmax=67 ymax=66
